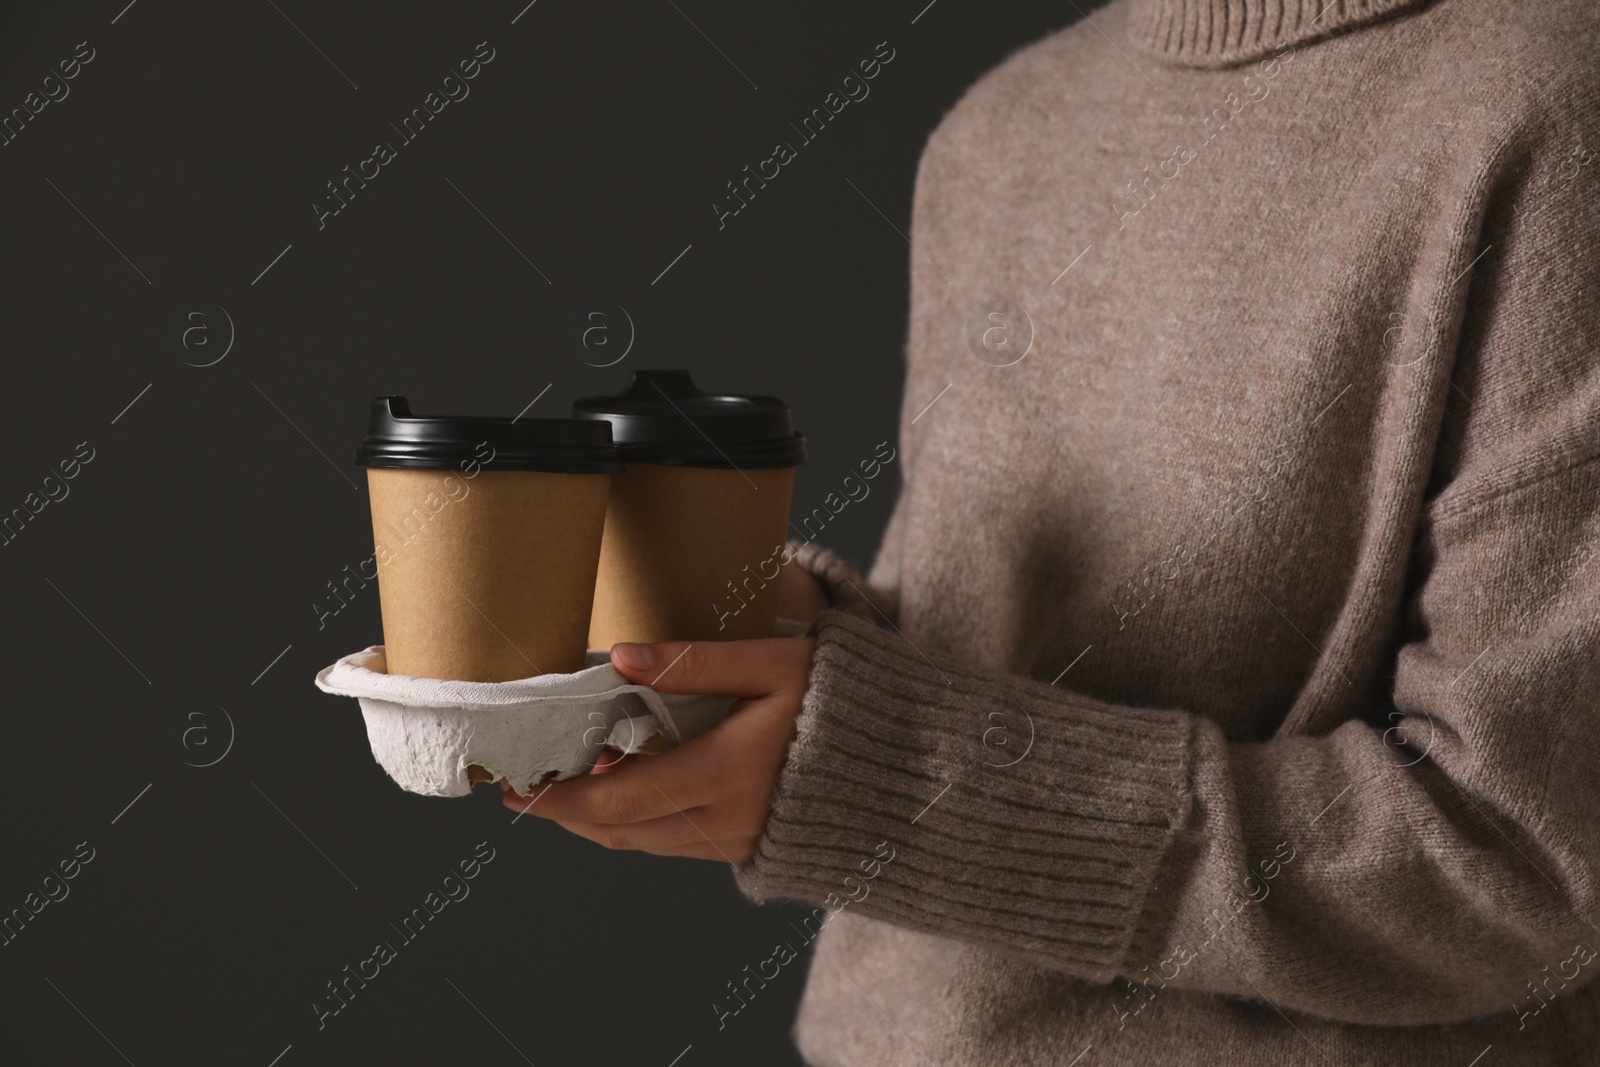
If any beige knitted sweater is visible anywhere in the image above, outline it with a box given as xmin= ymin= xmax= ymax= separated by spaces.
xmin=737 ymin=0 xmax=1600 ymax=1063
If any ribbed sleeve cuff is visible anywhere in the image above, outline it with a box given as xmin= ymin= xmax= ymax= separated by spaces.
xmin=738 ymin=608 xmax=1196 ymax=981
xmin=785 ymin=540 xmax=899 ymax=624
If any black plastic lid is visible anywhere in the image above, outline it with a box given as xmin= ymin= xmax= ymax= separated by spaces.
xmin=355 ymin=396 xmax=623 ymax=474
xmin=570 ymin=370 xmax=807 ymax=468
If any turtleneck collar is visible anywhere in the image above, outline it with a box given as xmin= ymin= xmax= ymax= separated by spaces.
xmin=1126 ymin=0 xmax=1435 ymax=66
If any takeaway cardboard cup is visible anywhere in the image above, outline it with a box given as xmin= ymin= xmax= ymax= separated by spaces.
xmin=356 ymin=396 xmax=622 ymax=683
xmin=572 ymin=370 xmax=807 ymax=646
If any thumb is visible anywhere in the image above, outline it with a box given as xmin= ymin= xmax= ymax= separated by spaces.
xmin=609 ymin=639 xmax=806 ymax=696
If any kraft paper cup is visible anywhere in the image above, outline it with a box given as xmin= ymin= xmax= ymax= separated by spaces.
xmin=356 ymin=395 xmax=622 ymax=683
xmin=589 ymin=464 xmax=796 ymax=644
xmin=572 ymin=370 xmax=807 ymax=648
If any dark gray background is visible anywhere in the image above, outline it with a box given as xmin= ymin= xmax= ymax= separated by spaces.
xmin=0 ymin=2 xmax=1075 ymax=1063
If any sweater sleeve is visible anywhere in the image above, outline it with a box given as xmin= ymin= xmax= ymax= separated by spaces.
xmin=739 ymin=107 xmax=1600 ymax=1030
xmin=743 ymin=460 xmax=1600 ymax=1025
xmin=785 ymin=538 xmax=901 ymax=625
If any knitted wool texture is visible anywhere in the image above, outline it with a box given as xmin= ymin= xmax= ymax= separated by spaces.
xmin=739 ymin=0 xmax=1600 ymax=1063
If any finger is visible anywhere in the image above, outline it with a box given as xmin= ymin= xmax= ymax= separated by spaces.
xmin=501 ymin=742 xmax=717 ymax=825
xmin=652 ymin=835 xmax=757 ymax=863
xmin=551 ymin=815 xmax=712 ymax=856
xmin=609 ymin=637 xmax=813 ymax=696
xmin=498 ymin=752 xmax=651 ymax=801
xmin=777 ymin=559 xmax=829 ymax=624
xmin=555 ymin=814 xmax=757 ymax=864
xmin=500 ymin=779 xmax=557 ymax=818
xmin=590 ymin=749 xmax=645 ymax=775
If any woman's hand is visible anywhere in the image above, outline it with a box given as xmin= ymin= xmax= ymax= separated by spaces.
xmin=777 ymin=556 xmax=830 ymax=625
xmin=500 ymin=636 xmax=818 ymax=865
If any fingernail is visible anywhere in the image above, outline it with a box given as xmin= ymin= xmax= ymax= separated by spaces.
xmin=612 ymin=643 xmax=655 ymax=671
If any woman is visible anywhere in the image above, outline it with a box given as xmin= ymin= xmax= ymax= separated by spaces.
xmin=506 ymin=0 xmax=1600 ymax=1061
